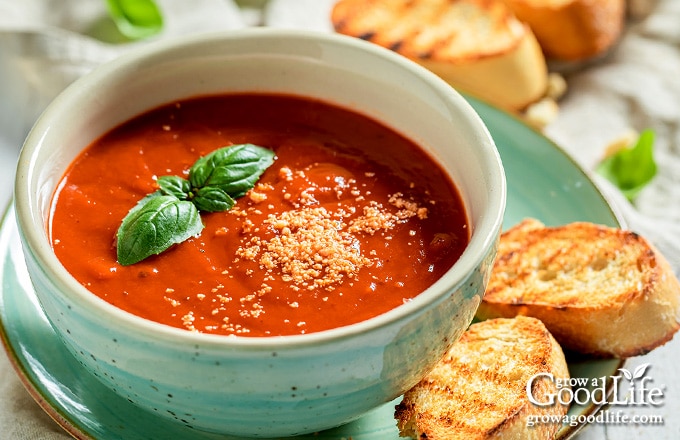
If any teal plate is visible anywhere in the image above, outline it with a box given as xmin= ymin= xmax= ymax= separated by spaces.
xmin=0 ymin=96 xmax=624 ymax=439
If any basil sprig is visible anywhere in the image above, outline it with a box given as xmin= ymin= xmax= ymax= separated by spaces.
xmin=105 ymin=0 xmax=164 ymax=40
xmin=116 ymin=144 xmax=275 ymax=265
xmin=597 ymin=129 xmax=657 ymax=202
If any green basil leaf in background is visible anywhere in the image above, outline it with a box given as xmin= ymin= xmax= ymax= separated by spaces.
xmin=117 ymin=194 xmax=203 ymax=266
xmin=596 ymin=129 xmax=657 ymax=201
xmin=192 ymin=186 xmax=236 ymax=213
xmin=157 ymin=175 xmax=190 ymax=200
xmin=105 ymin=0 xmax=163 ymax=40
xmin=189 ymin=144 xmax=276 ymax=198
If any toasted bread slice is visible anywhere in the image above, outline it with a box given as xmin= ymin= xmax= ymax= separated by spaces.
xmin=477 ymin=219 xmax=680 ymax=358
xmin=331 ymin=0 xmax=549 ymax=111
xmin=395 ymin=316 xmax=570 ymax=439
xmin=501 ymin=0 xmax=626 ymax=61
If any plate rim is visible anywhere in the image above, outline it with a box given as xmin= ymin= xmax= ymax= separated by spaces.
xmin=466 ymin=94 xmax=628 ymax=231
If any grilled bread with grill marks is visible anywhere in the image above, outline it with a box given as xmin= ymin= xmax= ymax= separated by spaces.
xmin=502 ymin=0 xmax=626 ymax=61
xmin=476 ymin=219 xmax=680 ymax=358
xmin=395 ymin=316 xmax=570 ymax=439
xmin=331 ymin=0 xmax=549 ymax=111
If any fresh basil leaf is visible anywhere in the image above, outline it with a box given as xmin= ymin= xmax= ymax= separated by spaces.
xmin=597 ymin=129 xmax=657 ymax=201
xmin=105 ymin=0 xmax=163 ymax=40
xmin=157 ymin=175 xmax=190 ymax=199
xmin=116 ymin=143 xmax=275 ymax=265
xmin=192 ymin=186 xmax=236 ymax=213
xmin=117 ymin=194 xmax=203 ymax=266
xmin=189 ymin=144 xmax=275 ymax=198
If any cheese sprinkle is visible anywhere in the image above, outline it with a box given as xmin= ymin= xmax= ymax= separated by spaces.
xmin=235 ymin=168 xmax=426 ymax=294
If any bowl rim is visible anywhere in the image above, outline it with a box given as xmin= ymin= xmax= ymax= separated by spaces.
xmin=14 ymin=28 xmax=506 ymax=350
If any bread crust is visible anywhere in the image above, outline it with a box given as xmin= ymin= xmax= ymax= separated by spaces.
xmin=477 ymin=219 xmax=680 ymax=358
xmin=395 ymin=316 xmax=570 ymax=439
xmin=331 ymin=0 xmax=549 ymax=111
xmin=502 ymin=0 xmax=626 ymax=60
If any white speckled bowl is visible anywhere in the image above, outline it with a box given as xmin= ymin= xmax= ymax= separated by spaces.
xmin=14 ymin=29 xmax=505 ymax=437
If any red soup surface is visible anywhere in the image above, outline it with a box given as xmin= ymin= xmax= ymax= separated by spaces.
xmin=50 ymin=94 xmax=469 ymax=337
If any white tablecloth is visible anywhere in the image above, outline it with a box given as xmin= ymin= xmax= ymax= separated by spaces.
xmin=1 ymin=1 xmax=679 ymax=438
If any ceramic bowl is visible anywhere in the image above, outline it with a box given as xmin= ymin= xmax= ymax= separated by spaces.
xmin=14 ymin=29 xmax=505 ymax=437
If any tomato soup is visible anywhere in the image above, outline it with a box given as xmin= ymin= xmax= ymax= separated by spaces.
xmin=49 ymin=94 xmax=469 ymax=337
